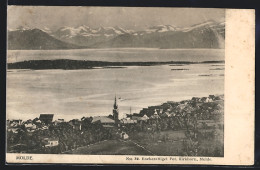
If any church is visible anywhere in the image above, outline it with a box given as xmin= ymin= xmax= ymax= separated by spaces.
xmin=92 ymin=95 xmax=120 ymax=127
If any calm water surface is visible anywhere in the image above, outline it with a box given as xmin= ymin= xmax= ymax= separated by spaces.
xmin=7 ymin=48 xmax=224 ymax=63
xmin=7 ymin=49 xmax=224 ymax=120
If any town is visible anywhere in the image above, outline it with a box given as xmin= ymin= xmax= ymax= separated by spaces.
xmin=7 ymin=94 xmax=224 ymax=156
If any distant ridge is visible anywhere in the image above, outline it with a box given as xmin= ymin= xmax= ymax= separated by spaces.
xmin=8 ymin=21 xmax=225 ymax=50
xmin=8 ymin=29 xmax=85 ymax=50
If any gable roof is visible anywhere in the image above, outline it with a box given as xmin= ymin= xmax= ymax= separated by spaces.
xmin=92 ymin=116 xmax=115 ymax=124
xmin=131 ymin=116 xmax=142 ymax=121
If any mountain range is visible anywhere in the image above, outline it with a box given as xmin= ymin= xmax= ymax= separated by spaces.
xmin=8 ymin=21 xmax=225 ymax=50
xmin=8 ymin=28 xmax=82 ymax=50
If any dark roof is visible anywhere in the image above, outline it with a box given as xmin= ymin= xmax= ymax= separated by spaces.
xmin=10 ymin=119 xmax=22 ymax=123
xmin=39 ymin=114 xmax=54 ymax=122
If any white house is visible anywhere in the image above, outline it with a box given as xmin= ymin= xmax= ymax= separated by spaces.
xmin=44 ymin=138 xmax=59 ymax=147
xmin=120 ymin=132 xmax=129 ymax=140
xmin=140 ymin=114 xmax=149 ymax=121
xmin=24 ymin=123 xmax=36 ymax=129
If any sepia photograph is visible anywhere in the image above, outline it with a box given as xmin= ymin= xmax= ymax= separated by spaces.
xmin=6 ymin=6 xmax=254 ymax=165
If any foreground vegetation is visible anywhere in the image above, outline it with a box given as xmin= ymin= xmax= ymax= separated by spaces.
xmin=7 ymin=95 xmax=224 ymax=156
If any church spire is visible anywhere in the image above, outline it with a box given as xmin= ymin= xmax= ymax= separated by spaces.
xmin=114 ymin=95 xmax=118 ymax=109
xmin=113 ymin=94 xmax=119 ymax=121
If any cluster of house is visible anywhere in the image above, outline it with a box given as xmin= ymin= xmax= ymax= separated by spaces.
xmin=7 ymin=95 xmax=223 ymax=148
xmin=191 ymin=95 xmax=221 ymax=103
xmin=7 ymin=114 xmax=53 ymax=133
xmin=113 ymin=95 xmax=223 ymax=131
xmin=7 ymin=114 xmax=60 ymax=148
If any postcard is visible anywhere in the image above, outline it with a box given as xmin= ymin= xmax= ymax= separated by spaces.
xmin=6 ymin=6 xmax=255 ymax=165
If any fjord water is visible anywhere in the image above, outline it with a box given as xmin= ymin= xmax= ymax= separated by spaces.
xmin=7 ymin=48 xmax=224 ymax=63
xmin=7 ymin=49 xmax=224 ymax=120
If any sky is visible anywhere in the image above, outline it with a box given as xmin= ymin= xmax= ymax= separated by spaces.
xmin=8 ymin=6 xmax=225 ymax=31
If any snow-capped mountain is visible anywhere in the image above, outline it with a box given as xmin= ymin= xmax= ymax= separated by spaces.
xmin=50 ymin=25 xmax=135 ymax=46
xmin=8 ymin=26 xmax=32 ymax=32
xmin=53 ymin=25 xmax=133 ymax=38
xmin=94 ymin=26 xmax=132 ymax=35
xmin=53 ymin=25 xmax=91 ymax=38
xmin=41 ymin=26 xmax=52 ymax=34
xmin=91 ymin=21 xmax=225 ymax=49
xmin=8 ymin=21 xmax=225 ymax=49
xmin=145 ymin=25 xmax=179 ymax=33
xmin=182 ymin=21 xmax=225 ymax=37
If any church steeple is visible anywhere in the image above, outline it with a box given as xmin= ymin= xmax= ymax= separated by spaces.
xmin=113 ymin=95 xmax=119 ymax=121
xmin=114 ymin=95 xmax=118 ymax=109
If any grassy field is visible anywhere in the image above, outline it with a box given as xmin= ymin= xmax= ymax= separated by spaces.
xmin=129 ymin=130 xmax=186 ymax=156
xmin=64 ymin=126 xmax=223 ymax=156
xmin=64 ymin=139 xmax=152 ymax=155
xmin=130 ymin=128 xmax=223 ymax=156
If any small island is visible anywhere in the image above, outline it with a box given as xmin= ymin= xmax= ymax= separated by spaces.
xmin=171 ymin=69 xmax=189 ymax=71
xmin=7 ymin=59 xmax=225 ymax=70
